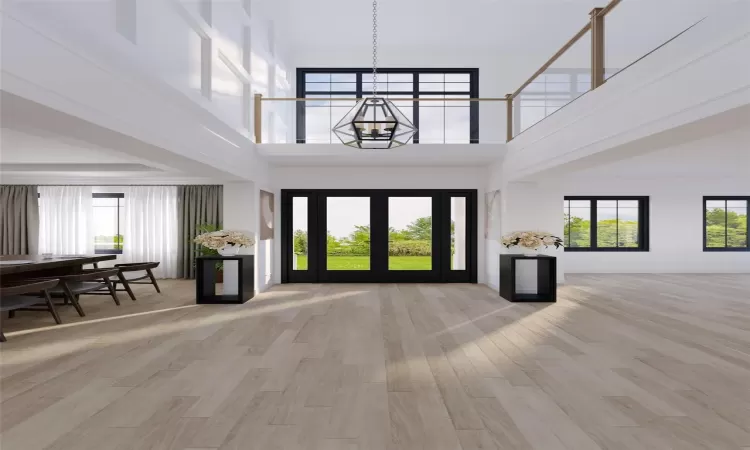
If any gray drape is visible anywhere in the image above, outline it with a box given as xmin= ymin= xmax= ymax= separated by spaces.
xmin=177 ymin=185 xmax=223 ymax=278
xmin=0 ymin=185 xmax=40 ymax=255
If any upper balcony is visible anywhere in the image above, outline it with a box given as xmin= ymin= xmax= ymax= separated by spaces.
xmin=499 ymin=0 xmax=750 ymax=181
xmin=256 ymin=0 xmax=747 ymax=171
xmin=252 ymin=68 xmax=509 ymax=165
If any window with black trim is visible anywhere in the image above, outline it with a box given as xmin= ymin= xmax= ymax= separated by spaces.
xmin=704 ymin=196 xmax=749 ymax=251
xmin=93 ymin=193 xmax=125 ymax=254
xmin=563 ymin=196 xmax=649 ymax=251
xmin=296 ymin=68 xmax=479 ymax=144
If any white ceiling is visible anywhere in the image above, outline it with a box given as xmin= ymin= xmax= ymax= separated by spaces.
xmin=0 ymin=127 xmax=176 ymax=181
xmin=1 ymin=128 xmax=146 ymax=165
xmin=0 ymin=127 xmax=224 ymax=184
xmin=0 ymin=92 xmax=238 ymax=183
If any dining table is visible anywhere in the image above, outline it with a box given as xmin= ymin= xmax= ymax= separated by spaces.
xmin=0 ymin=254 xmax=117 ymax=283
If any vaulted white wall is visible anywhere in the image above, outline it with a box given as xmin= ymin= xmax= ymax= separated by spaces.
xmin=1 ymin=0 xmax=290 ymax=181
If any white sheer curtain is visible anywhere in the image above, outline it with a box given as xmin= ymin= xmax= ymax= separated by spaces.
xmin=121 ymin=186 xmax=179 ymax=278
xmin=38 ymin=186 xmax=94 ymax=255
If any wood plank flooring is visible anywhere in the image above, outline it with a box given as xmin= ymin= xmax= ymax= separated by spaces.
xmin=1 ymin=274 xmax=749 ymax=449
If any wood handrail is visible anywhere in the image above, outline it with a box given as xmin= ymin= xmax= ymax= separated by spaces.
xmin=512 ymin=22 xmax=591 ymax=98
xmin=510 ymin=0 xmax=620 ymax=99
xmin=599 ymin=0 xmax=622 ymax=16
xmin=506 ymin=0 xmax=621 ymax=140
xmin=260 ymin=97 xmax=508 ymax=102
xmin=254 ymin=93 xmax=262 ymax=144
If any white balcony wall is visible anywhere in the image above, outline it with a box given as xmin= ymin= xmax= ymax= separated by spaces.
xmin=501 ymin=4 xmax=750 ymax=182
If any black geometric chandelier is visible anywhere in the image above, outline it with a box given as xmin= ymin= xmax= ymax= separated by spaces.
xmin=332 ymin=0 xmax=417 ymax=149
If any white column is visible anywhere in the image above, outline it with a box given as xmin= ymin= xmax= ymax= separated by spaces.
xmin=223 ymin=182 xmax=257 ymax=295
xmin=256 ymin=186 xmax=275 ymax=293
xmin=223 ymin=182 xmax=257 ymax=251
xmin=494 ymin=181 xmax=565 ymax=290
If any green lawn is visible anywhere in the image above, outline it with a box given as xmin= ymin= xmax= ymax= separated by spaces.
xmin=294 ymin=255 xmax=433 ymax=271
xmin=388 ymin=256 xmax=431 ymax=271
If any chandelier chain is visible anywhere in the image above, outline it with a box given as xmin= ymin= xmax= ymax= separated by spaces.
xmin=372 ymin=0 xmax=378 ymax=96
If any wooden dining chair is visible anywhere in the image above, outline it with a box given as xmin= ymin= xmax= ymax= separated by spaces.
xmin=35 ymin=269 xmax=121 ymax=317
xmin=0 ymin=279 xmax=62 ymax=342
xmin=109 ymin=262 xmax=161 ymax=301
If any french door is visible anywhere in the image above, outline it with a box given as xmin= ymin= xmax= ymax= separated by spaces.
xmin=281 ymin=189 xmax=477 ymax=283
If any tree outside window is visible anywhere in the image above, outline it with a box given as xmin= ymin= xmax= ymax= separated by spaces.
xmin=705 ymin=198 xmax=749 ymax=250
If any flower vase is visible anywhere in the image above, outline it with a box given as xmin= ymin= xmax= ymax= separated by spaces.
xmin=218 ymin=245 xmax=240 ymax=256
xmin=517 ymin=247 xmax=538 ymax=256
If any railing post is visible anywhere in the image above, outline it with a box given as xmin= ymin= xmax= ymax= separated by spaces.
xmin=590 ymin=7 xmax=605 ymax=89
xmin=254 ymin=93 xmax=263 ymax=144
xmin=505 ymin=94 xmax=513 ymax=142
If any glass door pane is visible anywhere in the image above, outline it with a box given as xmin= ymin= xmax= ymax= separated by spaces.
xmin=292 ymin=197 xmax=308 ymax=270
xmin=451 ymin=197 xmax=466 ymax=270
xmin=388 ymin=197 xmax=432 ymax=270
xmin=326 ymin=197 xmax=370 ymax=270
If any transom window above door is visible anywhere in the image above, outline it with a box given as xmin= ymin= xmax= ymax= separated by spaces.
xmin=296 ymin=68 xmax=479 ymax=144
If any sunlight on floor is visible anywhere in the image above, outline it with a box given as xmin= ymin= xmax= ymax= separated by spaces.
xmin=6 ymin=304 xmax=201 ymax=337
xmin=0 ymin=289 xmax=365 ymax=367
xmin=454 ymin=291 xmax=583 ymax=358
xmin=429 ymin=304 xmax=516 ymax=338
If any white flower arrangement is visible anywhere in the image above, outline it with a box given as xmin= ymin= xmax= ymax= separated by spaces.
xmin=501 ymin=231 xmax=563 ymax=250
xmin=194 ymin=230 xmax=255 ymax=250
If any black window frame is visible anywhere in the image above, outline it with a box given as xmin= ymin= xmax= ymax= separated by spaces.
xmin=563 ymin=196 xmax=650 ymax=252
xmin=703 ymin=196 xmax=750 ymax=252
xmin=93 ymin=193 xmax=125 ymax=255
xmin=296 ymin=68 xmax=479 ymax=144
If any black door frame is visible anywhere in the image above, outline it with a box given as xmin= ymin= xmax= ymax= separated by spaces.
xmin=281 ymin=189 xmax=477 ymax=283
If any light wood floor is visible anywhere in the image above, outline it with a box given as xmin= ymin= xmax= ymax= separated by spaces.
xmin=1 ymin=275 xmax=750 ymax=450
